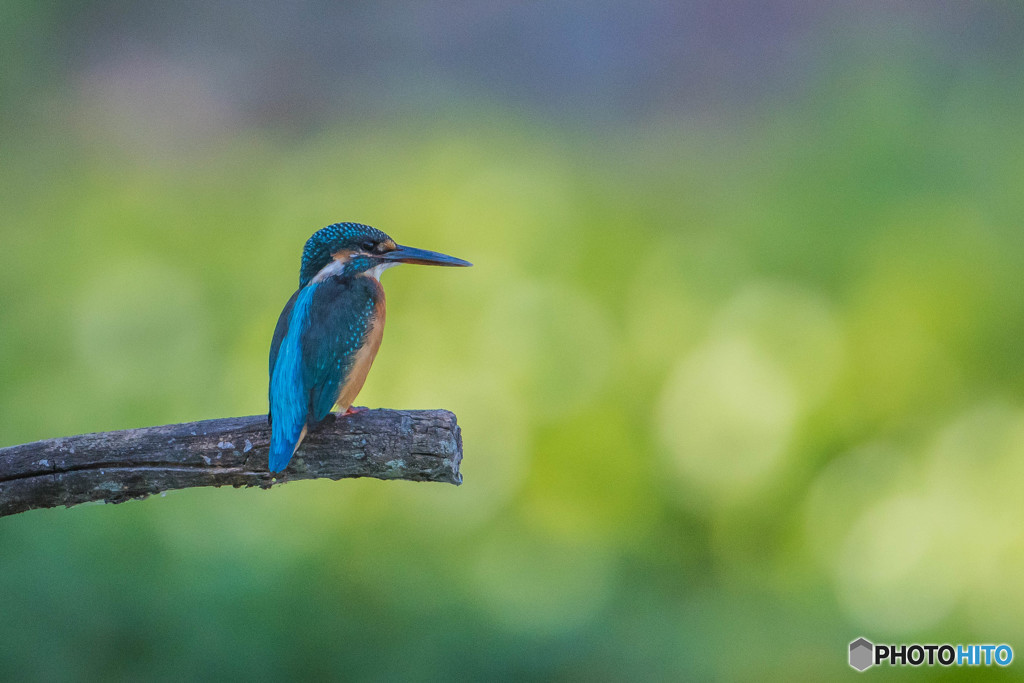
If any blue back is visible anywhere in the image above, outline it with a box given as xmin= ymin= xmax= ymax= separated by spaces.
xmin=268 ymin=274 xmax=381 ymax=472
xmin=268 ymin=284 xmax=318 ymax=472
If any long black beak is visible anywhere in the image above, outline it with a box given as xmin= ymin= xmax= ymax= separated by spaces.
xmin=385 ymin=245 xmax=473 ymax=267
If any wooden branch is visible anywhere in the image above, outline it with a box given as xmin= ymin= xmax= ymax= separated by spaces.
xmin=0 ymin=409 xmax=462 ymax=518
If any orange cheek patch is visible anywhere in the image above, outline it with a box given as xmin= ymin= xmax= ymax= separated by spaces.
xmin=332 ymin=249 xmax=356 ymax=264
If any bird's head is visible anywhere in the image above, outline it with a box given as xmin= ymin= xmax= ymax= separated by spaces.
xmin=298 ymin=222 xmax=472 ymax=287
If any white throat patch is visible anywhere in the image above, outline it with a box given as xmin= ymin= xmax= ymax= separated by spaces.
xmin=364 ymin=262 xmax=399 ymax=281
xmin=311 ymin=258 xmax=346 ymax=283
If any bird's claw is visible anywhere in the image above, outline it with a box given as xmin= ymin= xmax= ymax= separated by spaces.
xmin=336 ymin=406 xmax=367 ymax=419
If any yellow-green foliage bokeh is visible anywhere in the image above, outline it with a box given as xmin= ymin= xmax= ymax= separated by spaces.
xmin=2 ymin=7 xmax=1024 ymax=680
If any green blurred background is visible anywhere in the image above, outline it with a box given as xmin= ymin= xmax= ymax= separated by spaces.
xmin=2 ymin=2 xmax=1024 ymax=679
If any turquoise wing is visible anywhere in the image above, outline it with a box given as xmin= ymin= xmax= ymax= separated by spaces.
xmin=267 ymin=277 xmax=379 ymax=472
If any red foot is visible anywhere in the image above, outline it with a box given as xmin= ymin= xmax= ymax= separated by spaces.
xmin=336 ymin=406 xmax=367 ymax=419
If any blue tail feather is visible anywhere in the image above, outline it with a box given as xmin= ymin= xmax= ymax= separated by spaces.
xmin=268 ymin=284 xmax=318 ymax=472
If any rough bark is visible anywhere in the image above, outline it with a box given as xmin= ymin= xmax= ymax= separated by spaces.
xmin=0 ymin=408 xmax=462 ymax=518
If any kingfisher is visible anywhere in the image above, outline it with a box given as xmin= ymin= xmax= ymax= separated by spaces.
xmin=267 ymin=222 xmax=471 ymax=472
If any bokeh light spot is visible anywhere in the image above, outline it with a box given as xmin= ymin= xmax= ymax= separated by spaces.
xmin=659 ymin=335 xmax=797 ymax=504
xmin=836 ymin=493 xmax=960 ymax=633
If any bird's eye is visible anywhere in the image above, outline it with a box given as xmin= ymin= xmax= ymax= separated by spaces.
xmin=361 ymin=240 xmax=377 ymax=252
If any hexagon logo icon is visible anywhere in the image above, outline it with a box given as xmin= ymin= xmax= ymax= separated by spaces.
xmin=849 ymin=637 xmax=874 ymax=671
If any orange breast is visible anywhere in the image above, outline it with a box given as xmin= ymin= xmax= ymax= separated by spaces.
xmin=334 ymin=284 xmax=386 ymax=412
